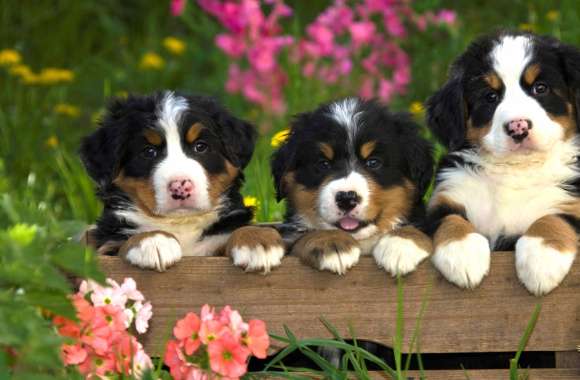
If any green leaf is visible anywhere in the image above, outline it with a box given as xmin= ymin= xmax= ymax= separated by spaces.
xmin=24 ymin=290 xmax=76 ymax=319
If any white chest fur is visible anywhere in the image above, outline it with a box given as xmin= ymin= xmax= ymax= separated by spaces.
xmin=116 ymin=209 xmax=226 ymax=256
xmin=433 ymin=141 xmax=580 ymax=244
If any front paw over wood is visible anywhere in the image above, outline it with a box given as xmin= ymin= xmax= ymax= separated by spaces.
xmin=120 ymin=231 xmax=182 ymax=272
xmin=225 ymin=226 xmax=285 ymax=273
xmin=291 ymin=230 xmax=360 ymax=275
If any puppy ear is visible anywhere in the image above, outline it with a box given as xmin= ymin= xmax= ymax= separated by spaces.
xmin=79 ymin=98 xmax=128 ymax=186
xmin=193 ymin=97 xmax=257 ymax=169
xmin=271 ymin=136 xmax=296 ymax=202
xmin=426 ymin=75 xmax=466 ymax=150
xmin=558 ymin=42 xmax=580 ymax=129
xmin=399 ymin=118 xmax=434 ymax=198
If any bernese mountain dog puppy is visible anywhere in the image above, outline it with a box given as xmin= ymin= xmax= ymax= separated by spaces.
xmin=270 ymin=97 xmax=434 ymax=275
xmin=425 ymin=31 xmax=580 ymax=295
xmin=80 ymin=91 xmax=284 ymax=271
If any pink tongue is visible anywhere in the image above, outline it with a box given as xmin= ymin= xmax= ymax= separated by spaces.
xmin=339 ymin=217 xmax=360 ymax=231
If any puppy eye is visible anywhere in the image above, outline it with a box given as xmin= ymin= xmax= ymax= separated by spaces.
xmin=532 ymin=82 xmax=549 ymax=95
xmin=141 ymin=146 xmax=158 ymax=159
xmin=485 ymin=91 xmax=499 ymax=104
xmin=193 ymin=141 xmax=208 ymax=153
xmin=365 ymin=157 xmax=382 ymax=169
xmin=317 ymin=159 xmax=331 ymax=171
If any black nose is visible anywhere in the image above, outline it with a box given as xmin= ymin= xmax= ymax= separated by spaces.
xmin=335 ymin=191 xmax=360 ymax=212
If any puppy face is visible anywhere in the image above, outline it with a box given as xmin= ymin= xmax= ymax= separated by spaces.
xmin=273 ymin=98 xmax=433 ymax=239
xmin=428 ymin=31 xmax=580 ymax=155
xmin=81 ymin=92 xmax=256 ymax=217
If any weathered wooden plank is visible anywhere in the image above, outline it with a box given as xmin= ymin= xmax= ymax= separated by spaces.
xmin=370 ymin=368 xmax=580 ymax=379
xmin=98 ymin=253 xmax=580 ymax=356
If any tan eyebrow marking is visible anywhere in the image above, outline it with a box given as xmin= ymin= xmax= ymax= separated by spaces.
xmin=523 ymin=63 xmax=541 ymax=85
xmin=319 ymin=142 xmax=334 ymax=160
xmin=360 ymin=141 xmax=377 ymax=159
xmin=186 ymin=122 xmax=204 ymax=144
xmin=483 ymin=72 xmax=502 ymax=90
xmin=143 ymin=129 xmax=162 ymax=146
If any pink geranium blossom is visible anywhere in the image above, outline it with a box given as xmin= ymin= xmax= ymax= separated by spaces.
xmin=208 ymin=332 xmax=250 ymax=378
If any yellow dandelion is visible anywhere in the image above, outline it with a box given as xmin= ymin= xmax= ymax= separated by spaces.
xmin=546 ymin=10 xmax=559 ymax=22
xmin=0 ymin=49 xmax=21 ymax=66
xmin=409 ymin=101 xmax=425 ymax=115
xmin=140 ymin=52 xmax=165 ymax=70
xmin=9 ymin=64 xmax=32 ymax=78
xmin=35 ymin=68 xmax=75 ymax=85
xmin=54 ymin=103 xmax=80 ymax=118
xmin=518 ymin=23 xmax=536 ymax=32
xmin=46 ymin=136 xmax=59 ymax=148
xmin=163 ymin=37 xmax=186 ymax=55
xmin=243 ymin=196 xmax=259 ymax=208
xmin=271 ymin=129 xmax=290 ymax=148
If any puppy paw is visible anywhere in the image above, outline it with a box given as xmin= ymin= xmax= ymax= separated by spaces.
xmin=432 ymin=233 xmax=490 ymax=289
xmin=373 ymin=234 xmax=430 ymax=276
xmin=122 ymin=232 xmax=182 ymax=271
xmin=225 ymin=226 xmax=285 ymax=273
xmin=292 ymin=230 xmax=360 ymax=275
xmin=515 ymin=236 xmax=575 ymax=296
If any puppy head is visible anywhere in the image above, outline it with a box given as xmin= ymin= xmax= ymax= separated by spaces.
xmin=272 ymin=97 xmax=433 ymax=239
xmin=80 ymin=91 xmax=256 ymax=216
xmin=427 ymin=31 xmax=580 ymax=155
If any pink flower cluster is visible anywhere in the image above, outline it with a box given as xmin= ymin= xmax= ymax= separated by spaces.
xmin=164 ymin=305 xmax=269 ymax=380
xmin=53 ymin=278 xmax=153 ymax=378
xmin=198 ymin=0 xmax=294 ymax=115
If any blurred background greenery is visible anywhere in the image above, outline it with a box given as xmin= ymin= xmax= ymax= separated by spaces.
xmin=1 ymin=1 xmax=578 ymax=228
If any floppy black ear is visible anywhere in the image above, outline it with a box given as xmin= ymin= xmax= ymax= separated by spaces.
xmin=193 ymin=97 xmax=257 ymax=169
xmin=426 ymin=75 xmax=466 ymax=150
xmin=271 ymin=136 xmax=297 ymax=202
xmin=558 ymin=42 xmax=580 ymax=130
xmin=79 ymin=98 xmax=128 ymax=187
xmin=398 ymin=117 xmax=435 ymax=199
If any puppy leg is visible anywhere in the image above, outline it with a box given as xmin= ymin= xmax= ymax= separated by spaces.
xmin=291 ymin=230 xmax=360 ymax=275
xmin=119 ymin=231 xmax=182 ymax=271
xmin=373 ymin=226 xmax=432 ymax=276
xmin=225 ymin=226 xmax=285 ymax=273
xmin=516 ymin=215 xmax=577 ymax=296
xmin=432 ymin=215 xmax=491 ymax=288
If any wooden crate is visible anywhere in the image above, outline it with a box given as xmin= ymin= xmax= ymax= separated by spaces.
xmin=99 ymin=252 xmax=580 ymax=379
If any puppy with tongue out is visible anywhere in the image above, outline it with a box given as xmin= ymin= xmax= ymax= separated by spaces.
xmin=271 ymin=97 xmax=435 ymax=275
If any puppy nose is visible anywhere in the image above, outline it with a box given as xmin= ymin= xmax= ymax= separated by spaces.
xmin=504 ymin=118 xmax=532 ymax=142
xmin=335 ymin=191 xmax=360 ymax=212
xmin=168 ymin=178 xmax=194 ymax=200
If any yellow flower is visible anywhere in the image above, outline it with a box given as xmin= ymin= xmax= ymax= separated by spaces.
xmin=271 ymin=129 xmax=290 ymax=148
xmin=0 ymin=49 xmax=21 ymax=66
xmin=37 ymin=68 xmax=75 ymax=85
xmin=163 ymin=37 xmax=186 ymax=55
xmin=518 ymin=23 xmax=536 ymax=32
xmin=409 ymin=101 xmax=424 ymax=115
xmin=9 ymin=64 xmax=33 ymax=78
xmin=140 ymin=52 xmax=165 ymax=70
xmin=46 ymin=136 xmax=59 ymax=148
xmin=546 ymin=10 xmax=559 ymax=22
xmin=54 ymin=103 xmax=80 ymax=118
xmin=243 ymin=196 xmax=259 ymax=208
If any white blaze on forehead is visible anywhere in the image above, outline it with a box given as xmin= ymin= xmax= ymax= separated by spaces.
xmin=328 ymin=98 xmax=361 ymax=147
xmin=153 ymin=91 xmax=212 ymax=214
xmin=490 ymin=35 xmax=533 ymax=85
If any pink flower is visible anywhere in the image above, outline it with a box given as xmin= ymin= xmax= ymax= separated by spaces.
xmin=243 ymin=320 xmax=270 ymax=359
xmin=216 ymin=34 xmax=246 ymax=58
xmin=349 ymin=21 xmax=375 ymax=46
xmin=120 ymin=278 xmax=145 ymax=302
xmin=199 ymin=319 xmax=227 ymax=345
xmin=91 ymin=282 xmax=127 ymax=308
xmin=208 ymin=332 xmax=250 ymax=378
xmin=62 ymin=343 xmax=87 ymax=365
xmin=219 ymin=306 xmax=248 ymax=337
xmin=171 ymin=0 xmax=187 ymax=16
xmin=174 ymin=312 xmax=202 ymax=355
xmin=436 ymin=9 xmax=456 ymax=26
xmin=134 ymin=301 xmax=153 ymax=334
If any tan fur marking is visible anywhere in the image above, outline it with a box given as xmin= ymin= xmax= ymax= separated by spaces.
xmin=390 ymin=225 xmax=433 ymax=255
xmin=549 ymin=102 xmax=577 ymax=140
xmin=366 ymin=179 xmax=414 ymax=233
xmin=186 ymin=122 xmax=203 ymax=144
xmin=284 ymin=171 xmax=324 ymax=227
xmin=319 ymin=143 xmax=334 ymax=160
xmin=360 ymin=141 xmax=377 ymax=159
xmin=526 ymin=215 xmax=578 ymax=253
xmin=484 ymin=72 xmax=502 ymax=90
xmin=291 ymin=230 xmax=358 ymax=269
xmin=434 ymin=214 xmax=476 ymax=247
xmin=118 ymin=231 xmax=177 ymax=258
xmin=523 ymin=64 xmax=541 ymax=86
xmin=144 ymin=129 xmax=162 ymax=146
xmin=96 ymin=240 xmax=125 ymax=255
xmin=113 ymin=173 xmax=157 ymax=215
xmin=208 ymin=160 xmax=239 ymax=204
xmin=466 ymin=118 xmax=492 ymax=146
xmin=428 ymin=194 xmax=466 ymax=215
xmin=225 ymin=226 xmax=283 ymax=252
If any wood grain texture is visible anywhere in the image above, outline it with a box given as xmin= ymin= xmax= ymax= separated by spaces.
xmin=370 ymin=369 xmax=580 ymax=379
xmin=98 ymin=253 xmax=580 ymax=357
